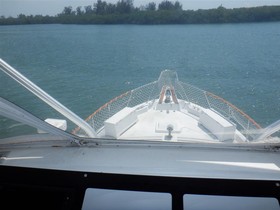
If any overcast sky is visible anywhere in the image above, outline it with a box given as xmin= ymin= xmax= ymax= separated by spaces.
xmin=1 ymin=0 xmax=280 ymax=17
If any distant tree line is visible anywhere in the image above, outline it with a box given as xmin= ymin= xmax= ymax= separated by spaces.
xmin=1 ymin=0 xmax=280 ymax=25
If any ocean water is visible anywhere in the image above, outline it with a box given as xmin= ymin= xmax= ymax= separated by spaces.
xmin=0 ymin=23 xmax=280 ymax=137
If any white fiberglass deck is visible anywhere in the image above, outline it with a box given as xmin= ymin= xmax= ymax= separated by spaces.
xmin=99 ymin=99 xmax=243 ymax=143
xmin=119 ymin=106 xmax=217 ymax=142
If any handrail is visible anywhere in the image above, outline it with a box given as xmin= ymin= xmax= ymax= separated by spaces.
xmin=206 ymin=91 xmax=262 ymax=129
xmin=72 ymin=91 xmax=131 ymax=135
xmin=86 ymin=91 xmax=131 ymax=122
xmin=0 ymin=58 xmax=97 ymax=138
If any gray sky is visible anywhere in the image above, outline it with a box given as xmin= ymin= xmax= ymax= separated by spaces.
xmin=1 ymin=0 xmax=280 ymax=17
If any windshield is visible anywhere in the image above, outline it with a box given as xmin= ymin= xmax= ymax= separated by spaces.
xmin=0 ymin=1 xmax=280 ymax=144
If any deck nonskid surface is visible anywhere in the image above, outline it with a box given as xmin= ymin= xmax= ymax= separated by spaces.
xmin=119 ymin=108 xmax=219 ymax=142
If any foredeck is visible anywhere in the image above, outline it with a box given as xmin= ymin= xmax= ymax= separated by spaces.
xmin=118 ymin=106 xmax=218 ymax=142
xmin=74 ymin=70 xmax=262 ymax=141
xmin=97 ymin=98 xmax=245 ymax=143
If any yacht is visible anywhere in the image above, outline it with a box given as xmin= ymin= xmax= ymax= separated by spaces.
xmin=0 ymin=58 xmax=279 ymax=210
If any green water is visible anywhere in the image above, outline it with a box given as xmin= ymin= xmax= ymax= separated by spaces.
xmin=0 ymin=23 xmax=280 ymax=137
